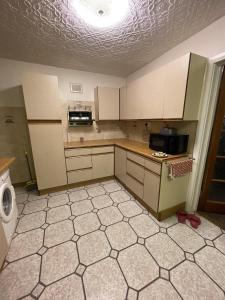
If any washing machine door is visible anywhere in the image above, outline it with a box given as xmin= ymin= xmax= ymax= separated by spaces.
xmin=0 ymin=183 xmax=15 ymax=223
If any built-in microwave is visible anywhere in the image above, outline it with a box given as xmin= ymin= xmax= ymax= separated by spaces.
xmin=149 ymin=134 xmax=189 ymax=155
xmin=68 ymin=111 xmax=93 ymax=127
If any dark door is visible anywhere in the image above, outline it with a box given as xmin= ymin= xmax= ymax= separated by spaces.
xmin=199 ymin=68 xmax=225 ymax=213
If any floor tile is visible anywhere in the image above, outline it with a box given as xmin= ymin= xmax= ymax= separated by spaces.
xmin=106 ymin=221 xmax=137 ymax=250
xmin=46 ymin=205 xmax=71 ymax=224
xmin=151 ymin=215 xmax=178 ymax=228
xmin=83 ymin=257 xmax=127 ymax=300
xmin=28 ymin=192 xmax=48 ymax=201
xmin=17 ymin=211 xmax=46 ymax=233
xmin=76 ymin=264 xmax=86 ymax=276
xmin=129 ymin=214 xmax=159 ymax=238
xmin=92 ymin=194 xmax=113 ymax=209
xmin=160 ymin=268 xmax=170 ymax=280
xmin=171 ymin=261 xmax=224 ymax=299
xmin=0 ymin=254 xmax=41 ymax=300
xmin=41 ymin=241 xmax=78 ymax=285
xmin=23 ymin=198 xmax=47 ymax=214
xmin=78 ymin=231 xmax=111 ymax=265
xmin=127 ymin=288 xmax=138 ymax=300
xmin=188 ymin=216 xmax=222 ymax=240
xmin=16 ymin=192 xmax=28 ymax=204
xmin=71 ymin=199 xmax=93 ymax=216
xmin=168 ymin=223 xmax=205 ymax=253
xmin=146 ymin=233 xmax=185 ymax=270
xmin=15 ymin=186 xmax=27 ymax=195
xmin=139 ymin=278 xmax=181 ymax=300
xmin=214 ymin=234 xmax=225 ymax=254
xmin=74 ymin=212 xmax=100 ymax=235
xmin=7 ymin=228 xmax=44 ymax=262
xmin=98 ymin=206 xmax=123 ymax=226
xmin=195 ymin=246 xmax=225 ymax=290
xmin=32 ymin=283 xmax=45 ymax=298
xmin=48 ymin=193 xmax=69 ymax=208
xmin=104 ymin=182 xmax=121 ymax=193
xmin=44 ymin=220 xmax=74 ymax=247
xmin=118 ymin=244 xmax=159 ymax=290
xmin=110 ymin=190 xmax=130 ymax=203
xmin=69 ymin=189 xmax=88 ymax=202
xmin=118 ymin=201 xmax=142 ymax=218
xmin=87 ymin=186 xmax=105 ymax=197
xmin=39 ymin=274 xmax=84 ymax=300
xmin=17 ymin=203 xmax=24 ymax=215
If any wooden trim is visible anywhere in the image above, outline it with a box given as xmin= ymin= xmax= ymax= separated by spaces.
xmin=27 ymin=120 xmax=62 ymax=124
xmin=126 ymin=172 xmax=144 ymax=185
xmin=158 ymin=202 xmax=185 ymax=221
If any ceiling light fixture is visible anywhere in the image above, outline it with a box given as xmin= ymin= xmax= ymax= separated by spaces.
xmin=72 ymin=0 xmax=129 ymax=28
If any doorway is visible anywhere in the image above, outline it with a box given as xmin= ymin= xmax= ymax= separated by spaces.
xmin=198 ymin=67 xmax=225 ymax=214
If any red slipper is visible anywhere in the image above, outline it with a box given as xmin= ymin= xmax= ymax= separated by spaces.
xmin=177 ymin=211 xmax=188 ymax=224
xmin=187 ymin=214 xmax=201 ymax=229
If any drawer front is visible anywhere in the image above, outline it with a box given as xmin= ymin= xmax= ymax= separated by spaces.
xmin=65 ymin=148 xmax=92 ymax=157
xmin=67 ymin=169 xmax=92 ymax=184
xmin=145 ymin=159 xmax=161 ymax=175
xmin=127 ymin=159 xmax=144 ymax=183
xmin=143 ymin=169 xmax=160 ymax=212
xmin=127 ymin=151 xmax=145 ymax=166
xmin=66 ymin=156 xmax=92 ymax=171
xmin=92 ymin=146 xmax=114 ymax=154
xmin=126 ymin=174 xmax=144 ymax=199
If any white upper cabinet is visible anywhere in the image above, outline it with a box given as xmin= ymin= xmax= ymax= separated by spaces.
xmin=22 ymin=73 xmax=61 ymax=120
xmin=94 ymin=86 xmax=119 ymax=120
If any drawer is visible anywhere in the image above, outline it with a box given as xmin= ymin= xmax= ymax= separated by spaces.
xmin=65 ymin=148 xmax=91 ymax=157
xmin=92 ymin=146 xmax=114 ymax=154
xmin=126 ymin=174 xmax=144 ymax=199
xmin=127 ymin=159 xmax=144 ymax=183
xmin=67 ymin=169 xmax=92 ymax=184
xmin=127 ymin=151 xmax=145 ymax=166
xmin=145 ymin=159 xmax=161 ymax=175
xmin=66 ymin=156 xmax=92 ymax=171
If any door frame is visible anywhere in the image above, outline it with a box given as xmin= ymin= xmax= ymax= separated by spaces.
xmin=186 ymin=52 xmax=225 ymax=212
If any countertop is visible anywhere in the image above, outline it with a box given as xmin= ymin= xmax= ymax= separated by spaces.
xmin=0 ymin=157 xmax=15 ymax=176
xmin=64 ymin=139 xmax=187 ymax=163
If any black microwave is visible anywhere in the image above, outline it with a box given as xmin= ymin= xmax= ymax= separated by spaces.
xmin=149 ymin=134 xmax=189 ymax=155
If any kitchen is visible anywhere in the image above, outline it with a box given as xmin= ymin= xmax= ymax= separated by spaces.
xmin=1 ymin=1 xmax=225 ymax=299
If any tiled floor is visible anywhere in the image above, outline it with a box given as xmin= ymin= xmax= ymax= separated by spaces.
xmin=1 ymin=180 xmax=225 ymax=299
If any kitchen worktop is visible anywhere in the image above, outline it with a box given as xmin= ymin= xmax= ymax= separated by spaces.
xmin=64 ymin=139 xmax=187 ymax=163
xmin=0 ymin=157 xmax=15 ymax=176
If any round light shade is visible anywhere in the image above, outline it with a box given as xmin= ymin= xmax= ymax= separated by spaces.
xmin=72 ymin=0 xmax=129 ymax=28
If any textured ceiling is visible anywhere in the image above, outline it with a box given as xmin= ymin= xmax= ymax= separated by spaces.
xmin=0 ymin=0 xmax=225 ymax=76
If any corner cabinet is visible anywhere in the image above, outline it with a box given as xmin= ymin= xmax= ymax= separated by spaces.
xmin=94 ymin=86 xmax=119 ymax=121
xmin=121 ymin=53 xmax=207 ymax=121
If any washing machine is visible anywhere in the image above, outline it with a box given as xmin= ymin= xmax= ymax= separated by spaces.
xmin=0 ymin=170 xmax=18 ymax=245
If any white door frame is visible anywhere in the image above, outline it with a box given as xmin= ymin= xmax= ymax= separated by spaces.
xmin=186 ymin=52 xmax=225 ymax=212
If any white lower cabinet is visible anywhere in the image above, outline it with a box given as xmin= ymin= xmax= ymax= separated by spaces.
xmin=126 ymin=174 xmax=144 ymax=199
xmin=67 ymin=169 xmax=92 ymax=184
xmin=143 ymin=170 xmax=160 ymax=212
xmin=92 ymin=153 xmax=114 ymax=179
xmin=115 ymin=147 xmax=127 ymax=183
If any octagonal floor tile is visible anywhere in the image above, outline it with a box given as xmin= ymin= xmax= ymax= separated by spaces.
xmin=145 ymin=233 xmax=185 ymax=270
xmin=16 ymin=192 xmax=28 ymax=204
xmin=171 ymin=261 xmax=224 ymax=299
xmin=69 ymin=189 xmax=88 ymax=202
xmin=87 ymin=186 xmax=105 ymax=197
xmin=106 ymin=221 xmax=137 ymax=250
xmin=41 ymin=241 xmax=78 ymax=285
xmin=17 ymin=211 xmax=46 ymax=233
xmin=23 ymin=198 xmax=47 ymax=214
xmin=110 ymin=190 xmax=130 ymax=203
xmin=214 ymin=234 xmax=225 ymax=254
xmin=39 ymin=274 xmax=84 ymax=300
xmin=150 ymin=215 xmax=178 ymax=228
xmin=188 ymin=216 xmax=222 ymax=240
xmin=48 ymin=193 xmax=69 ymax=208
xmin=129 ymin=214 xmax=159 ymax=238
xmin=195 ymin=246 xmax=225 ymax=290
xmin=139 ymin=278 xmax=181 ymax=300
xmin=7 ymin=228 xmax=44 ymax=262
xmin=78 ymin=231 xmax=111 ymax=265
xmin=74 ymin=212 xmax=100 ymax=235
xmin=0 ymin=254 xmax=41 ymax=300
xmin=118 ymin=244 xmax=159 ymax=290
xmin=167 ymin=223 xmax=205 ymax=253
xmin=46 ymin=205 xmax=71 ymax=224
xmin=118 ymin=201 xmax=142 ymax=218
xmin=44 ymin=220 xmax=74 ymax=248
xmin=84 ymin=257 xmax=127 ymax=300
xmin=71 ymin=199 xmax=93 ymax=216
xmin=104 ymin=182 xmax=121 ymax=193
xmin=92 ymin=194 xmax=113 ymax=209
xmin=98 ymin=206 xmax=123 ymax=226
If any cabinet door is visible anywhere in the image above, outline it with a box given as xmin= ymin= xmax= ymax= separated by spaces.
xmin=96 ymin=87 xmax=119 ymax=120
xmin=28 ymin=123 xmax=67 ymax=190
xmin=126 ymin=79 xmax=142 ymax=119
xmin=143 ymin=170 xmax=160 ymax=212
xmin=22 ymin=73 xmax=61 ymax=120
xmin=163 ymin=54 xmax=190 ymax=119
xmin=92 ymin=153 xmax=114 ymax=179
xmin=115 ymin=146 xmax=127 ymax=182
xmin=119 ymin=86 xmax=127 ymax=120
